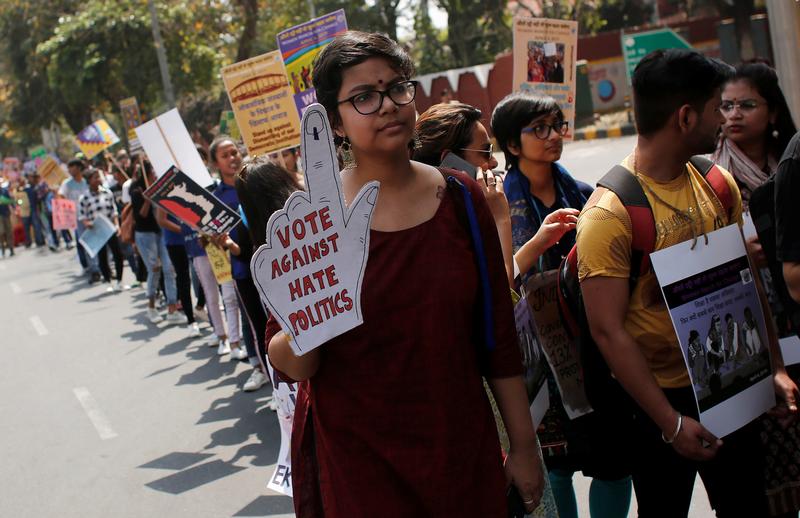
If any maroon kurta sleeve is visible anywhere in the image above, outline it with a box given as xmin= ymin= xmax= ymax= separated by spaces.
xmin=456 ymin=171 xmax=524 ymax=379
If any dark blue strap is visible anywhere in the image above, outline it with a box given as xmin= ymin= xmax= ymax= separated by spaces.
xmin=447 ymin=176 xmax=496 ymax=352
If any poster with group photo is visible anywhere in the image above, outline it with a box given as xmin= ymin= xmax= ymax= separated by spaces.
xmin=651 ymin=224 xmax=775 ymax=438
xmin=276 ymin=9 xmax=348 ymax=116
xmin=221 ymin=51 xmax=302 ymax=157
xmin=512 ymin=16 xmax=578 ymax=140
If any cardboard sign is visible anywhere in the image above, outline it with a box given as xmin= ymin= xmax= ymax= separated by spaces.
xmin=37 ymin=156 xmax=68 ymax=189
xmin=514 ymin=294 xmax=550 ymax=429
xmin=276 ymin=9 xmax=348 ymax=116
xmin=75 ymin=119 xmax=120 ymax=160
xmin=221 ymin=51 xmax=301 ymax=156
xmin=650 ymin=224 xmax=775 ymax=438
xmin=204 ymin=241 xmax=233 ymax=285
xmin=134 ymin=108 xmax=213 ymax=187
xmin=523 ymin=270 xmax=593 ymax=420
xmin=79 ymin=213 xmax=117 ymax=258
xmin=512 ymin=16 xmax=578 ymax=140
xmin=119 ymin=97 xmax=144 ymax=152
xmin=3 ymin=157 xmax=20 ymax=181
xmin=265 ymin=361 xmax=296 ymax=497
xmin=250 ymin=104 xmax=380 ymax=355
xmin=52 ymin=198 xmax=77 ymax=231
xmin=144 ymin=166 xmax=239 ymax=235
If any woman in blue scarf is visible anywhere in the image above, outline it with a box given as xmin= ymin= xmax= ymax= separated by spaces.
xmin=492 ymin=92 xmax=632 ymax=518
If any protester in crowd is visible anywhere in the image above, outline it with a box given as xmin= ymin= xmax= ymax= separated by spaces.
xmin=78 ymin=168 xmax=125 ymax=291
xmin=208 ymin=136 xmax=259 ymax=371
xmin=0 ymin=182 xmax=14 ymax=257
xmin=59 ymin=159 xmax=95 ymax=275
xmin=713 ymin=61 xmax=797 ymax=209
xmin=24 ymin=173 xmax=46 ymax=248
xmin=129 ymin=160 xmax=184 ymax=324
xmin=156 ymin=210 xmax=201 ymax=337
xmin=577 ymin=48 xmax=797 ymax=517
xmin=183 ymin=225 xmax=230 ymax=351
xmin=490 ymin=91 xmax=632 ymax=518
xmin=713 ymin=61 xmax=800 ymax=517
xmin=267 ymin=31 xmax=543 ymax=516
xmin=777 ymin=130 xmax=800 ymax=305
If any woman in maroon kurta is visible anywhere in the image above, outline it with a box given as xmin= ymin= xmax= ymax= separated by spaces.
xmin=266 ymin=31 xmax=543 ymax=517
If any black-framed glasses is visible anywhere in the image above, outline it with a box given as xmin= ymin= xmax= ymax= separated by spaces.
xmin=337 ymin=80 xmax=418 ymax=115
xmin=720 ymin=99 xmax=764 ymax=114
xmin=459 ymin=143 xmax=494 ymax=157
xmin=521 ymin=120 xmax=569 ymax=140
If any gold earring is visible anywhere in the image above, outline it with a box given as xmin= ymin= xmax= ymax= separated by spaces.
xmin=340 ymin=137 xmax=356 ymax=169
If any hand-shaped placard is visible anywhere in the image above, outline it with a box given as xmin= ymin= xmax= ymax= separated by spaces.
xmin=251 ymin=104 xmax=379 ymax=355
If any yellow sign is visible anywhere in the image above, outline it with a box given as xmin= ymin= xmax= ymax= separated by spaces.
xmin=221 ymin=51 xmax=301 ymax=156
xmin=204 ymin=241 xmax=232 ymax=285
xmin=37 ymin=156 xmax=68 ymax=189
xmin=75 ymin=119 xmax=120 ymax=159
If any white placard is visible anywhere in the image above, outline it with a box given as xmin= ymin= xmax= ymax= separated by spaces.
xmin=265 ymin=362 xmax=296 ymax=497
xmin=134 ymin=109 xmax=213 ymax=187
xmin=250 ymin=104 xmax=380 ymax=355
xmin=650 ymin=224 xmax=775 ymax=438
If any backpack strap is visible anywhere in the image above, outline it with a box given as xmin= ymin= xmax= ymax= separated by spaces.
xmin=597 ymin=165 xmax=656 ymax=285
xmin=439 ymin=168 xmax=496 ymax=352
xmin=689 ymin=155 xmax=734 ymax=223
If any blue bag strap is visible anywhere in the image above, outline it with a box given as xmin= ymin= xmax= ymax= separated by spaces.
xmin=446 ymin=175 xmax=496 ymax=352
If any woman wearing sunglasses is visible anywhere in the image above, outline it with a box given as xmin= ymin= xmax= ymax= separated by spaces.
xmin=492 ymin=92 xmax=633 ymax=518
xmin=266 ymin=31 xmax=543 ymax=517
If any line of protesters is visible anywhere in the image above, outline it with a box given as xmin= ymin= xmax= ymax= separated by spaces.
xmin=3 ymin=30 xmax=800 ymax=518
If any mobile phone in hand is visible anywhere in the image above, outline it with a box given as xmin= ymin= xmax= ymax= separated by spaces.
xmin=439 ymin=151 xmax=478 ymax=180
xmin=507 ymin=485 xmax=527 ymax=518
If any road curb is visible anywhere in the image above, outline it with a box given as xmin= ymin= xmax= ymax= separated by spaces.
xmin=574 ymin=123 xmax=636 ymax=141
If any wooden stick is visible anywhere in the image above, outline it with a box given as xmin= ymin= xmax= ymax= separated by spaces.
xmin=105 ymin=152 xmax=129 ymax=180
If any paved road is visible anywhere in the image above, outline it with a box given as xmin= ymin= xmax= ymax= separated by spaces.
xmin=1 ymin=136 xmax=716 ymax=517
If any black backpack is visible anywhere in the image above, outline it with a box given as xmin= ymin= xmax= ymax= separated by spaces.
xmin=556 ymin=156 xmax=734 ymax=410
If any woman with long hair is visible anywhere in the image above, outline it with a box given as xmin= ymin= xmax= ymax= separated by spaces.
xmin=266 ymin=31 xmax=543 ymax=517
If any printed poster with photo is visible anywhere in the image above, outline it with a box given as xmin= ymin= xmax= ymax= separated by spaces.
xmin=277 ymin=9 xmax=348 ymax=116
xmin=221 ymin=51 xmax=302 ymax=157
xmin=144 ymin=166 xmax=240 ymax=236
xmin=651 ymin=224 xmax=775 ymax=438
xmin=514 ymin=294 xmax=550 ymax=428
xmin=512 ymin=16 xmax=578 ymax=140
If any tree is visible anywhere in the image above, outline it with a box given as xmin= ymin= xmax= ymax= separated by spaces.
xmin=37 ymin=0 xmax=224 ymax=133
xmin=409 ymin=0 xmax=454 ymax=74
xmin=435 ymin=0 xmax=512 ymax=67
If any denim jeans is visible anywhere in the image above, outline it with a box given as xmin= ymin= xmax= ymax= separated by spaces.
xmin=134 ymin=231 xmax=177 ymax=305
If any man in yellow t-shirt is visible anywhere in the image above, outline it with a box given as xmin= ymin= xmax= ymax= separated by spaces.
xmin=577 ymin=49 xmax=798 ymax=518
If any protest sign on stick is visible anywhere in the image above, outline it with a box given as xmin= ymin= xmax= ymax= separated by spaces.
xmin=277 ymin=9 xmax=348 ymax=116
xmin=523 ymin=270 xmax=593 ymax=420
xmin=221 ymin=51 xmax=302 ymax=157
xmin=37 ymin=156 xmax=68 ymax=189
xmin=75 ymin=120 xmax=120 ymax=160
xmin=251 ymin=103 xmax=380 ymax=355
xmin=52 ymin=198 xmax=78 ymax=231
xmin=514 ymin=294 xmax=550 ymax=428
xmin=218 ymin=111 xmax=241 ymax=141
xmin=650 ymin=224 xmax=775 ymax=438
xmin=144 ymin=166 xmax=239 ymax=236
xmin=79 ymin=214 xmax=117 ymax=258
xmin=120 ymin=97 xmax=144 ymax=152
xmin=512 ymin=16 xmax=578 ymax=140
xmin=135 ymin=109 xmax=213 ymax=187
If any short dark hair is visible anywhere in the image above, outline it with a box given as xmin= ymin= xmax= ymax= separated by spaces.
xmin=67 ymin=159 xmax=85 ymax=170
xmin=730 ymin=61 xmax=797 ymax=157
xmin=491 ymin=92 xmax=563 ymax=170
xmin=633 ymin=49 xmax=733 ymax=136
xmin=413 ymin=103 xmax=483 ymax=166
xmin=312 ymin=31 xmax=415 ymax=130
xmin=235 ymin=155 xmax=302 ymax=249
